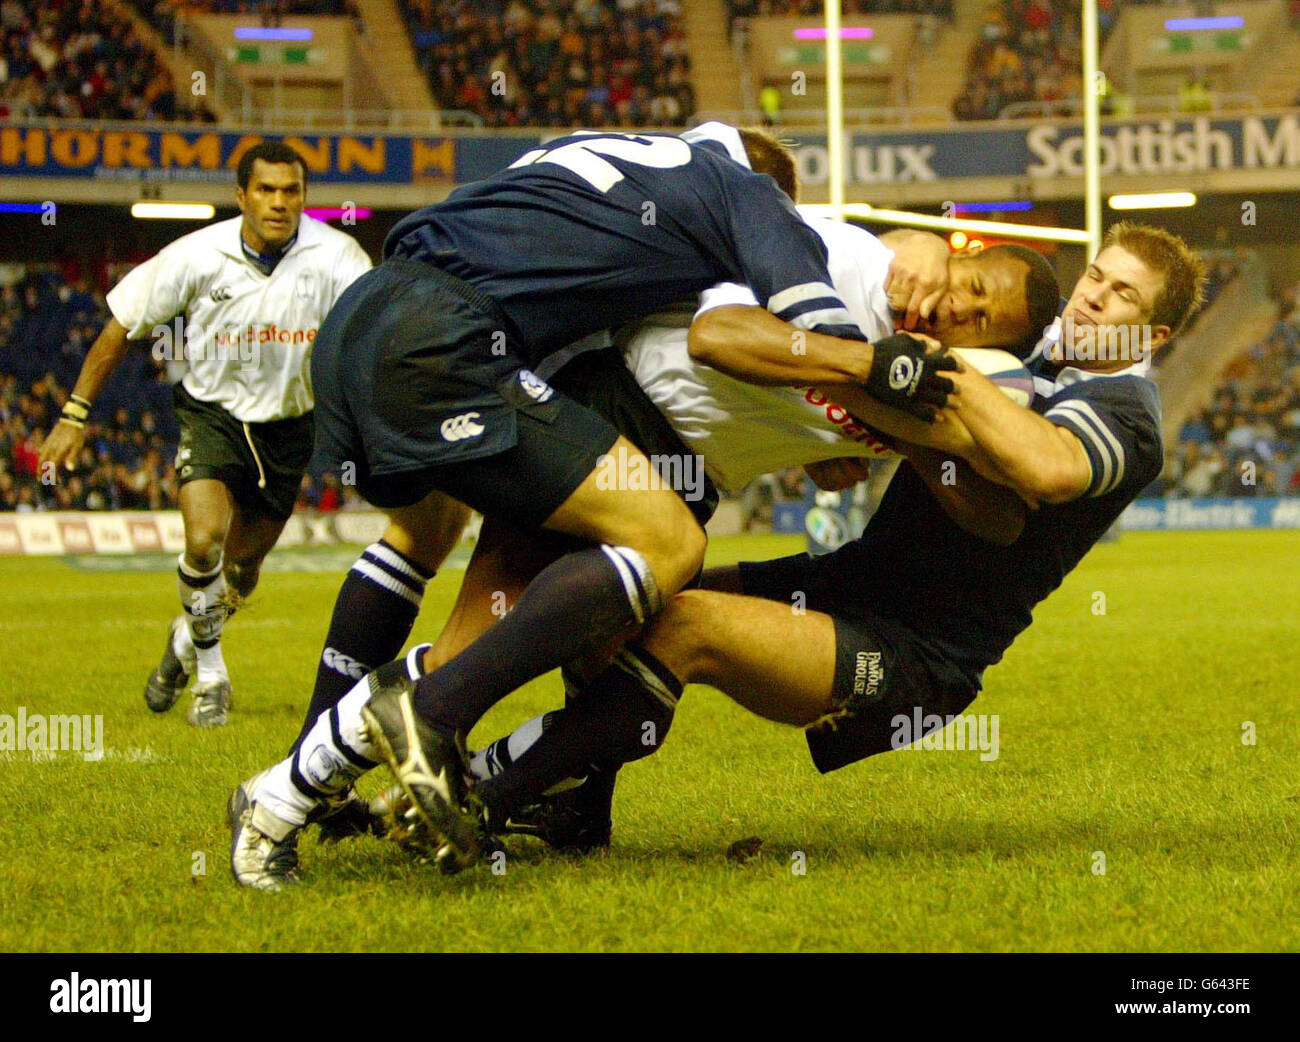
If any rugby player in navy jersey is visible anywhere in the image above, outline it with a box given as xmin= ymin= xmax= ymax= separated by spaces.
xmin=227 ymin=124 xmax=961 ymax=884
xmin=448 ymin=222 xmax=1207 ymax=850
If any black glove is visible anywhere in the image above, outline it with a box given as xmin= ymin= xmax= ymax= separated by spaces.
xmin=865 ymin=333 xmax=957 ymax=421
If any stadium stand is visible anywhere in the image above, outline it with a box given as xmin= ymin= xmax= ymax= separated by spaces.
xmin=952 ymin=0 xmax=1101 ymax=121
xmin=399 ymin=0 xmax=695 ymax=128
xmin=1157 ymin=281 xmax=1300 ymax=498
xmin=131 ymin=1 xmax=361 ymax=46
xmin=0 ymin=0 xmax=211 ymax=121
xmin=0 ymin=264 xmax=179 ymax=512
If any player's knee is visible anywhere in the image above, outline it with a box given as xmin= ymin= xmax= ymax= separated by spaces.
xmin=383 ymin=494 xmax=470 ymax=573
xmin=638 ymin=504 xmax=706 ymax=598
xmin=641 ymin=589 xmax=712 ymax=681
xmin=183 ymin=532 xmax=223 ymax=573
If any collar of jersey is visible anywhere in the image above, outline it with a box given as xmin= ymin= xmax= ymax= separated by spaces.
xmin=1027 ymin=315 xmax=1154 ymax=389
xmin=216 ymin=213 xmax=323 ymax=264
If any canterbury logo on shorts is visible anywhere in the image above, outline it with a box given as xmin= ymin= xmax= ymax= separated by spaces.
xmin=440 ymin=411 xmax=485 ymax=441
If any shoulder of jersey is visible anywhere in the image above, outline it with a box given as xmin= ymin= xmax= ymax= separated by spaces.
xmin=148 ymin=216 xmax=243 ymax=276
xmin=163 ymin=214 xmax=243 ymax=254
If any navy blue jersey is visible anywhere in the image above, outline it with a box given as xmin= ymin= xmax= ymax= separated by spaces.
xmin=383 ymin=131 xmax=864 ymax=363
xmin=850 ymin=359 xmax=1163 ymax=688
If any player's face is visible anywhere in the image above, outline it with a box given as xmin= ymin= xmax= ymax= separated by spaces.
xmin=921 ymin=252 xmax=1029 ymax=348
xmin=1063 ymin=245 xmax=1170 ymax=350
xmin=236 ymin=159 xmax=305 ymax=252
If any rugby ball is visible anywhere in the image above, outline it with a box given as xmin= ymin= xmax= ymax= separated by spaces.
xmin=951 ymin=348 xmax=1034 ymax=407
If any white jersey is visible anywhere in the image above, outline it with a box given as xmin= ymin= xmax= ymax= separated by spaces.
xmin=623 ymin=213 xmax=897 ymax=492
xmin=107 ymin=215 xmax=372 ymax=423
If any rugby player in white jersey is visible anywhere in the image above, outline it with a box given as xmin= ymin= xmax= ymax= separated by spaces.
xmin=41 ymin=142 xmax=374 ymax=728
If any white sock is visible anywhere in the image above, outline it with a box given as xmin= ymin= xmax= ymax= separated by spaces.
xmin=258 ymin=644 xmax=433 ymax=823
xmin=468 ymin=712 xmax=550 ymax=781
xmin=253 ymin=758 xmax=319 ymax=827
xmin=178 ymin=554 xmax=229 ymax=686
xmin=331 ymin=671 xmax=381 ymax=764
xmin=255 ymin=677 xmax=382 ymax=826
xmin=172 ymin=616 xmax=195 ymax=663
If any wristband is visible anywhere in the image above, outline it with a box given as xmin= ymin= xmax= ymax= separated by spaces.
xmin=61 ymin=396 xmax=91 ymax=427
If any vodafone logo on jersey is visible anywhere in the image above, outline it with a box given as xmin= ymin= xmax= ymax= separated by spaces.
xmin=802 ymin=389 xmax=892 ymax=455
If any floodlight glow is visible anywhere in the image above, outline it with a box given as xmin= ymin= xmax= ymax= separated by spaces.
xmin=793 ymin=27 xmax=874 ymax=39
xmin=1108 ymin=192 xmax=1197 ymax=210
xmin=131 ymin=203 xmax=216 ymax=220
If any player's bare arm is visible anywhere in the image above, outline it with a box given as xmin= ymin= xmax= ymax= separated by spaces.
xmin=688 ymin=303 xmax=876 ymax=385
xmin=803 ymin=457 xmax=872 ymax=491
xmin=947 ymin=358 xmax=1093 ymax=504
xmin=39 ymin=316 xmax=132 ymax=472
xmin=687 ymin=303 xmax=954 ymax=418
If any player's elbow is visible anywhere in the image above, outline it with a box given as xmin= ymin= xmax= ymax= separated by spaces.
xmin=687 ymin=311 xmax=730 ymax=366
xmin=1025 ymin=465 xmax=1086 ymax=505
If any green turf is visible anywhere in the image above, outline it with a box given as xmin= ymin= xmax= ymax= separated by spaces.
xmin=1 ymin=531 xmax=1297 ymax=952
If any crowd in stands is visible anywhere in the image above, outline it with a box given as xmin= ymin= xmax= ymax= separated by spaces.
xmin=0 ymin=265 xmax=181 ymax=513
xmin=1 ymin=373 xmax=179 ymax=511
xmin=1156 ymin=282 xmax=1300 ymax=498
xmin=0 ymin=261 xmax=369 ymax=515
xmin=401 ymin=0 xmax=694 ymax=128
xmin=0 ymin=0 xmax=210 ymax=122
xmin=952 ymin=0 xmax=1104 ymax=121
xmin=295 ymin=470 xmax=366 ymax=513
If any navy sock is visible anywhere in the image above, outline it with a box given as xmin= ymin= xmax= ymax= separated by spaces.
xmin=412 ymin=545 xmax=659 ymax=734
xmin=475 ymin=645 xmax=681 ymax=816
xmin=295 ymin=541 xmax=433 ymax=747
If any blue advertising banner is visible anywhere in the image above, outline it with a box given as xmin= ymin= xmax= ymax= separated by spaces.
xmin=783 ymin=113 xmax=1300 ymax=186
xmin=1118 ymin=497 xmax=1300 ymax=530
xmin=771 ymin=496 xmax=1300 ymax=543
xmin=0 ymin=125 xmax=540 ymax=185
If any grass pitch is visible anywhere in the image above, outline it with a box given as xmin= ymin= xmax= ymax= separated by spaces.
xmin=0 ymin=531 xmax=1297 ymax=953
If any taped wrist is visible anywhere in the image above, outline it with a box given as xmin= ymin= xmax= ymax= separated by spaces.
xmin=60 ymin=395 xmax=92 ymax=428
